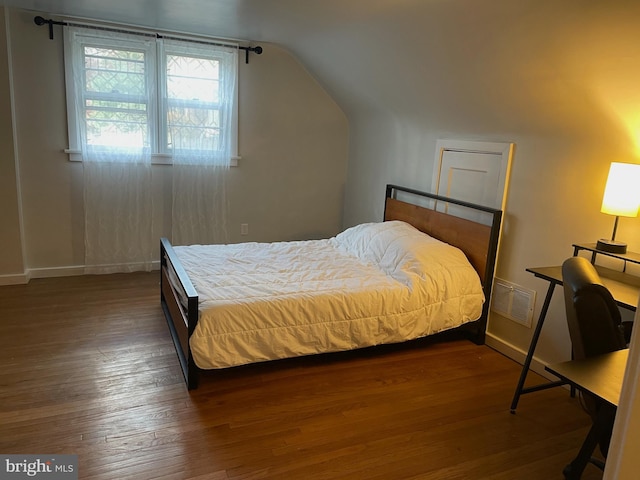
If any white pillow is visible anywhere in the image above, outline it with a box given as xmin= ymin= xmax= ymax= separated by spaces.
xmin=331 ymin=221 xmax=480 ymax=290
xmin=331 ymin=221 xmax=439 ymax=269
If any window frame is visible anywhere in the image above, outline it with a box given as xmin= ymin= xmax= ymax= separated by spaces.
xmin=63 ymin=26 xmax=239 ymax=166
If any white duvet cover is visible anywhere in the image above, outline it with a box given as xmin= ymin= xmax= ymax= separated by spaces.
xmin=174 ymin=221 xmax=484 ymax=369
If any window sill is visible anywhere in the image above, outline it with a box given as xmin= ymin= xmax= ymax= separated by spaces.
xmin=64 ymin=150 xmax=239 ymax=167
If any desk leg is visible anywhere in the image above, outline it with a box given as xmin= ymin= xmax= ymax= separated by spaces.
xmin=510 ymin=281 xmax=559 ymax=413
xmin=562 ymin=403 xmax=615 ymax=479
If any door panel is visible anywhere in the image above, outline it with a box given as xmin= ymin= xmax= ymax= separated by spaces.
xmin=432 ymin=140 xmax=513 ymax=224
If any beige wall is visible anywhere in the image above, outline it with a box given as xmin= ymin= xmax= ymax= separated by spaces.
xmin=0 ymin=8 xmax=348 ymax=281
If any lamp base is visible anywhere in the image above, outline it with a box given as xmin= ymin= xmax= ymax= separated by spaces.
xmin=596 ymin=239 xmax=627 ymax=254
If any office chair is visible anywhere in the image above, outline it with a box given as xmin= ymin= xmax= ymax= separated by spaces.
xmin=561 ymin=256 xmax=629 ymax=478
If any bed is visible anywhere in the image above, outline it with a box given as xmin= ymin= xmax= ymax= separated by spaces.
xmin=160 ymin=184 xmax=502 ymax=389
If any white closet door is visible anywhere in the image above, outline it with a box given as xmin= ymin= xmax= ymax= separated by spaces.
xmin=431 ymin=140 xmax=513 ymax=223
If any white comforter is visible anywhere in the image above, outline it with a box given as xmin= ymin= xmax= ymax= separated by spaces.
xmin=174 ymin=221 xmax=484 ymax=369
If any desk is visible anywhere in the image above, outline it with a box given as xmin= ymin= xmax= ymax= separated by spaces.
xmin=545 ymin=349 xmax=628 ymax=479
xmin=546 ymin=349 xmax=627 ymax=408
xmin=509 ymin=250 xmax=639 ymax=413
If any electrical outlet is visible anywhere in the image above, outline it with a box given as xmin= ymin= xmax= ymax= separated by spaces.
xmin=240 ymin=223 xmax=249 ymax=235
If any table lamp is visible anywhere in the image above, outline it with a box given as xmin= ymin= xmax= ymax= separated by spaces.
xmin=596 ymin=162 xmax=640 ymax=254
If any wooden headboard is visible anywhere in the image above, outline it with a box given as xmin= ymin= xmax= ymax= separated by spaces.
xmin=384 ymin=184 xmax=502 ymax=342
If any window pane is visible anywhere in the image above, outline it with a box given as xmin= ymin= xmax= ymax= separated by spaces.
xmin=84 ymin=47 xmax=146 ymax=96
xmin=166 ymin=53 xmax=223 ymax=152
xmin=86 ymin=103 xmax=148 ymax=148
xmin=166 ymin=54 xmax=220 ymax=103
xmin=82 ymin=46 xmax=149 ymax=148
xmin=167 ymin=105 xmax=220 ymax=151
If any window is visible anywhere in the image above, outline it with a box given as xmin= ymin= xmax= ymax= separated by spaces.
xmin=63 ymin=27 xmax=238 ymax=165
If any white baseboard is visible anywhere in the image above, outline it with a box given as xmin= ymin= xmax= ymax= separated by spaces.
xmin=28 ymin=265 xmax=86 ymax=279
xmin=0 ymin=272 xmax=30 ymax=286
xmin=0 ymin=262 xmax=160 ymax=285
xmin=83 ymin=261 xmax=160 ymax=275
xmin=485 ymin=331 xmax=558 ymax=382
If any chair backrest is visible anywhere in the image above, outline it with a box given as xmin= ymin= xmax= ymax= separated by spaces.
xmin=562 ymin=256 xmax=627 ymax=361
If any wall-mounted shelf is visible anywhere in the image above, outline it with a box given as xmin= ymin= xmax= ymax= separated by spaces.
xmin=572 ymin=243 xmax=640 ymax=268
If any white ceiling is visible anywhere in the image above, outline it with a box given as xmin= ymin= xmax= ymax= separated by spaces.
xmin=0 ymin=0 xmax=392 ymax=45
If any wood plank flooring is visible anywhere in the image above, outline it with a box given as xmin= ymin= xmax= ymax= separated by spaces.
xmin=0 ymin=272 xmax=604 ymax=479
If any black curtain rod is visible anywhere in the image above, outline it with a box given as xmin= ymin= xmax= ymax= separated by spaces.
xmin=33 ymin=15 xmax=262 ymax=63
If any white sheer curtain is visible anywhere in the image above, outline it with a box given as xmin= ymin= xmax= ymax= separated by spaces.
xmin=83 ymin=161 xmax=153 ymax=273
xmin=164 ymin=39 xmax=237 ymax=246
xmin=67 ymin=28 xmax=155 ymax=274
xmin=65 ymin=27 xmax=238 ymax=269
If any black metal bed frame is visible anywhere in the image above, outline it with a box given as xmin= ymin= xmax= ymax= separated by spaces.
xmin=161 ymin=184 xmax=502 ymax=389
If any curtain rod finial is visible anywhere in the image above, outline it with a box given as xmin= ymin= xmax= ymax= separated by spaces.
xmin=33 ymin=16 xmax=67 ymax=40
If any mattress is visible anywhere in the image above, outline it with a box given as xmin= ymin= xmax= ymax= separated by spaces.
xmin=173 ymin=220 xmax=484 ymax=369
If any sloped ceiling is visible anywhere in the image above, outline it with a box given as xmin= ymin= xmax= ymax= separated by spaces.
xmin=4 ymin=0 xmax=640 ymax=138
xmin=0 ymin=0 xmax=556 ymax=122
xmin=2 ymin=0 xmax=390 ymax=114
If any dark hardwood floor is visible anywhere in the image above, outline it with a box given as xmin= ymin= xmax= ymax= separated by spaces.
xmin=0 ymin=272 xmax=604 ymax=479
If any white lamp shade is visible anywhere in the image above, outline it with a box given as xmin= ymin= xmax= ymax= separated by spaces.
xmin=601 ymin=162 xmax=640 ymax=218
